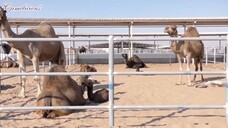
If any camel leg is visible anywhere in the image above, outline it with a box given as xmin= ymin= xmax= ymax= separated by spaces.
xmin=177 ymin=56 xmax=183 ymax=85
xmin=193 ymin=58 xmax=199 ymax=82
xmin=186 ymin=57 xmax=192 ymax=86
xmin=133 ymin=64 xmax=142 ymax=72
xmin=17 ymin=52 xmax=26 ymax=98
xmin=32 ymin=57 xmax=41 ymax=97
xmin=199 ymin=59 xmax=204 ymax=82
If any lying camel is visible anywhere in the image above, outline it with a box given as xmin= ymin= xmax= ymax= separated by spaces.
xmin=122 ymin=53 xmax=147 ymax=71
xmin=86 ymin=79 xmax=109 ymax=103
xmin=79 ymin=46 xmax=87 ymax=53
xmin=78 ymin=64 xmax=108 ymax=103
xmin=36 ymin=65 xmax=86 ymax=118
xmin=0 ymin=56 xmax=19 ymax=68
xmin=78 ymin=64 xmax=98 ymax=86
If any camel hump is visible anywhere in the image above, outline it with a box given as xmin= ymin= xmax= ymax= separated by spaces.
xmin=37 ymin=22 xmax=57 ymax=37
xmin=42 ymin=65 xmax=66 ymax=83
xmin=184 ymin=27 xmax=200 ymax=37
xmin=48 ymin=65 xmax=65 ymax=72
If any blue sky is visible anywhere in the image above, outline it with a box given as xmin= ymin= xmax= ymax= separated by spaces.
xmin=1 ymin=0 xmax=228 ymax=18
xmin=1 ymin=0 xmax=228 ymax=48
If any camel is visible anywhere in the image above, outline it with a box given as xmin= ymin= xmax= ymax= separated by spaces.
xmin=164 ymin=25 xmax=204 ymax=86
xmin=0 ymin=56 xmax=19 ymax=68
xmin=36 ymin=65 xmax=86 ymax=118
xmin=78 ymin=64 xmax=98 ymax=91
xmin=0 ymin=7 xmax=66 ymax=97
xmin=79 ymin=46 xmax=87 ymax=53
xmin=86 ymin=79 xmax=109 ymax=103
xmin=122 ymin=53 xmax=147 ymax=71
xmin=79 ymin=65 xmax=108 ymax=103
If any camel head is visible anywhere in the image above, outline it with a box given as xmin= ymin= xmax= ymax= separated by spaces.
xmin=121 ymin=53 xmax=128 ymax=60
xmin=2 ymin=43 xmax=11 ymax=54
xmin=164 ymin=25 xmax=178 ymax=37
xmin=0 ymin=6 xmax=7 ymax=25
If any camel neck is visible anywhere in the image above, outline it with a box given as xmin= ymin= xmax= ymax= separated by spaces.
xmin=1 ymin=19 xmax=24 ymax=50
xmin=1 ymin=19 xmax=16 ymax=38
xmin=87 ymin=85 xmax=94 ymax=101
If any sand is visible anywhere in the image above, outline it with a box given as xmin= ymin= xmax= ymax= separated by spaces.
xmin=0 ymin=63 xmax=228 ymax=128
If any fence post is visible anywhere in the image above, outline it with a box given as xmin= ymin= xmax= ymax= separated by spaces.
xmin=108 ymin=35 xmax=114 ymax=127
xmin=226 ymin=35 xmax=228 ymax=122
xmin=0 ymin=32 xmax=1 ymax=93
xmin=214 ymin=47 xmax=216 ymax=68
xmin=205 ymin=47 xmax=208 ymax=66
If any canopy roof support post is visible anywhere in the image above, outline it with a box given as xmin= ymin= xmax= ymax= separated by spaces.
xmin=128 ymin=22 xmax=133 ymax=58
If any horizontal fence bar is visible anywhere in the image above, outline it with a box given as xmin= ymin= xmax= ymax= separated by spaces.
xmin=0 ymin=72 xmax=108 ymax=76
xmin=0 ymin=37 xmax=109 ymax=42
xmin=114 ymin=105 xmax=225 ymax=110
xmin=0 ymin=106 xmax=109 ymax=111
xmin=0 ymin=105 xmax=224 ymax=111
xmin=0 ymin=37 xmax=227 ymax=42
xmin=0 ymin=71 xmax=225 ymax=76
xmin=114 ymin=71 xmax=226 ymax=75
xmin=115 ymin=37 xmax=227 ymax=41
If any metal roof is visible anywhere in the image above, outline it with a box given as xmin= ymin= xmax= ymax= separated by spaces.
xmin=89 ymin=42 xmax=155 ymax=48
xmin=8 ymin=17 xmax=228 ymax=26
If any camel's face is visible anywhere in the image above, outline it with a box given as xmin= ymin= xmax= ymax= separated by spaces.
xmin=164 ymin=25 xmax=178 ymax=37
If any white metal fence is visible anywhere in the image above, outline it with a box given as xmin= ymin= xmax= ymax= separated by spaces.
xmin=0 ymin=36 xmax=227 ymax=127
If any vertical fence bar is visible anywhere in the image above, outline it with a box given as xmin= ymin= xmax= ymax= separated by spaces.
xmin=224 ymin=46 xmax=226 ymax=64
xmin=108 ymin=35 xmax=114 ymax=127
xmin=226 ymin=35 xmax=228 ymax=122
xmin=214 ymin=47 xmax=216 ymax=68
xmin=0 ymin=32 xmax=2 ymax=93
xmin=206 ymin=47 xmax=208 ymax=66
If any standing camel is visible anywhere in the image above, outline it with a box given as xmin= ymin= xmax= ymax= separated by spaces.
xmin=164 ymin=25 xmax=204 ymax=86
xmin=0 ymin=7 xmax=66 ymax=97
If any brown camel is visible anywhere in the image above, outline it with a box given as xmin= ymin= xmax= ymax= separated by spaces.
xmin=0 ymin=56 xmax=18 ymax=68
xmin=79 ymin=65 xmax=108 ymax=103
xmin=36 ymin=65 xmax=86 ymax=118
xmin=0 ymin=7 xmax=66 ymax=97
xmin=122 ymin=53 xmax=147 ymax=71
xmin=86 ymin=79 xmax=109 ymax=103
xmin=78 ymin=64 xmax=98 ymax=91
xmin=164 ymin=25 xmax=204 ymax=86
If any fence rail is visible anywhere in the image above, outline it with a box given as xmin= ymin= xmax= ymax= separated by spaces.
xmin=0 ymin=36 xmax=228 ymax=127
xmin=0 ymin=36 xmax=227 ymax=42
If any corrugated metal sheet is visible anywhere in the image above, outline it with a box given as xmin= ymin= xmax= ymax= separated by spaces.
xmin=8 ymin=17 xmax=228 ymax=26
xmin=89 ymin=42 xmax=155 ymax=48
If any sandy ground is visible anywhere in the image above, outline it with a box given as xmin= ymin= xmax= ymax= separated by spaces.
xmin=0 ymin=63 xmax=228 ymax=128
